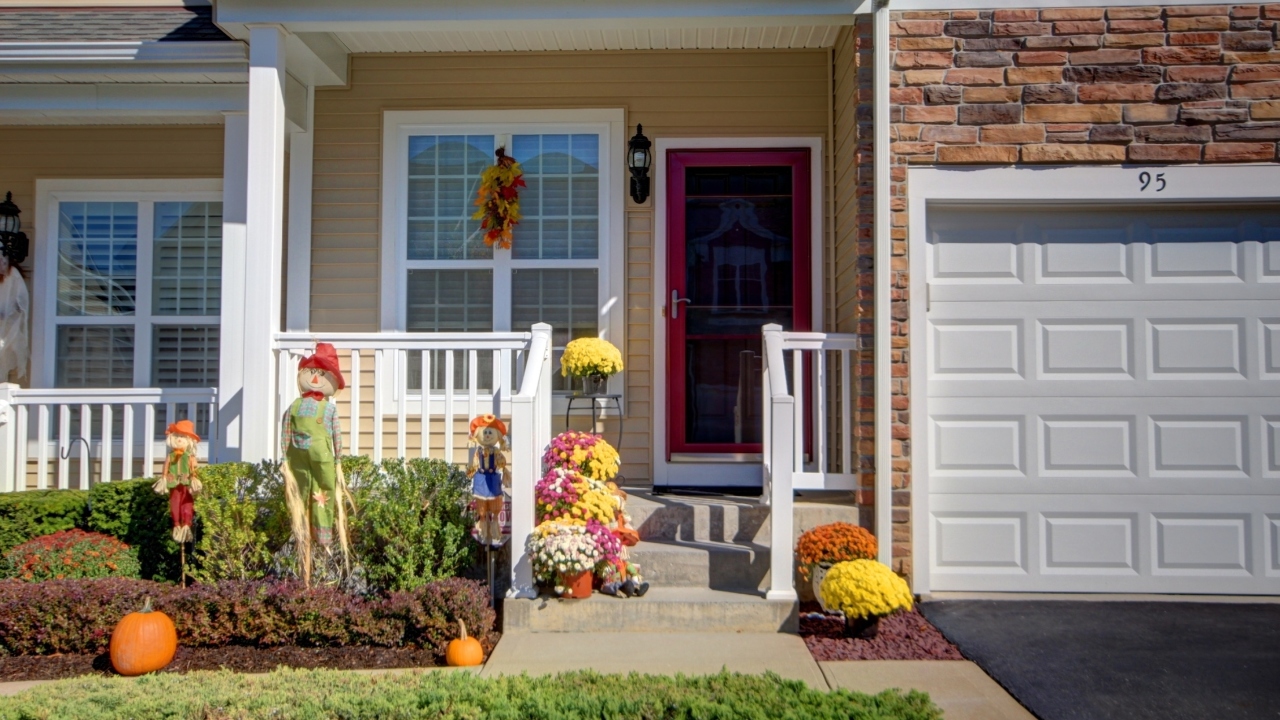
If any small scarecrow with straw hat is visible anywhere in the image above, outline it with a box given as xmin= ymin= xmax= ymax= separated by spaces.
xmin=280 ymin=342 xmax=352 ymax=587
xmin=467 ymin=413 xmax=510 ymax=548
xmin=152 ymin=419 xmax=202 ymax=585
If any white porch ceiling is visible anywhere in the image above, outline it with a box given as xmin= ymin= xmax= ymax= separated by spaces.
xmin=334 ymin=25 xmax=843 ymax=53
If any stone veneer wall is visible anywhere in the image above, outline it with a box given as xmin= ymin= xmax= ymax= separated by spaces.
xmin=846 ymin=5 xmax=1279 ymax=578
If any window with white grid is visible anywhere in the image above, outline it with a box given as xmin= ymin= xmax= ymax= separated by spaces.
xmin=387 ymin=114 xmax=622 ymax=398
xmin=51 ymin=198 xmax=221 ymax=400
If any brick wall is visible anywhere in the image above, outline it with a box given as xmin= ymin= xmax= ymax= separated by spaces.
xmin=845 ymin=5 xmax=1279 ymax=580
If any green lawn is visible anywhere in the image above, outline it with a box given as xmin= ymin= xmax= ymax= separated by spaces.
xmin=0 ymin=667 xmax=941 ymax=720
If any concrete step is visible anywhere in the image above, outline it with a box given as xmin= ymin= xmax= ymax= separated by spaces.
xmin=625 ymin=489 xmax=862 ymax=546
xmin=503 ymin=586 xmax=798 ymax=633
xmin=627 ymin=538 xmax=770 ymax=591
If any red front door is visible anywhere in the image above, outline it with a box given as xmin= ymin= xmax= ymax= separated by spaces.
xmin=666 ymin=149 xmax=812 ymax=460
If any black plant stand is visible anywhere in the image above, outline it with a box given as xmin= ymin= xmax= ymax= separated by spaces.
xmin=565 ymin=393 xmax=623 ymax=450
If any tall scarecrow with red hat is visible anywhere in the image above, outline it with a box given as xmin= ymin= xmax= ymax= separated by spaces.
xmin=280 ymin=342 xmax=350 ymax=586
xmin=467 ymin=413 xmax=509 ymax=547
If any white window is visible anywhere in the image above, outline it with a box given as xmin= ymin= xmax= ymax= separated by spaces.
xmin=381 ymin=110 xmax=625 ymax=396
xmin=33 ymin=181 xmax=222 ymax=404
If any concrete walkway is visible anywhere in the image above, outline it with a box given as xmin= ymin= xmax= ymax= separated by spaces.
xmin=1 ymin=635 xmax=1036 ymax=720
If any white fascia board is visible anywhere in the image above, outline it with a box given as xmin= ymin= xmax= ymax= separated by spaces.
xmin=894 ymin=0 xmax=1246 ymax=7
xmin=0 ymin=83 xmax=247 ymax=113
xmin=0 ymin=41 xmax=247 ymax=64
xmin=215 ymin=0 xmax=861 ymax=33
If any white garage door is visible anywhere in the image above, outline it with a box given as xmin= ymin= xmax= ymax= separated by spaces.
xmin=926 ymin=205 xmax=1280 ymax=594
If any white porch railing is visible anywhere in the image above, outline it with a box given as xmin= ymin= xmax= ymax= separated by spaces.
xmin=273 ymin=325 xmax=553 ymax=597
xmin=761 ymin=323 xmax=860 ymax=600
xmin=0 ymin=385 xmax=219 ymax=493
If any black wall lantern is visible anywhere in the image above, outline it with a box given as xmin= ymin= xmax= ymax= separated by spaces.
xmin=627 ymin=124 xmax=652 ymax=204
xmin=0 ymin=192 xmax=29 ymax=267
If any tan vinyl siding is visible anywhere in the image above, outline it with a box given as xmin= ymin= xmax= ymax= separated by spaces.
xmin=312 ymin=49 xmax=830 ymax=481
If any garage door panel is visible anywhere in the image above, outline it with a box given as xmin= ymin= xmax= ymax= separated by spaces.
xmin=930 ymin=320 xmax=1023 ymax=377
xmin=929 ymin=494 xmax=1280 ymax=593
xmin=1149 ymin=320 xmax=1244 ymax=377
xmin=1039 ymin=320 xmax=1133 ymax=378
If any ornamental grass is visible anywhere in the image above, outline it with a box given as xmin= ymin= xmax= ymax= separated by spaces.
xmin=819 ymin=559 xmax=914 ymax=621
xmin=795 ymin=522 xmax=878 ymax=580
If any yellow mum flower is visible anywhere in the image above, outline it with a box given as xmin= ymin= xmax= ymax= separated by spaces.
xmin=820 ymin=559 xmax=914 ymax=620
xmin=560 ymin=337 xmax=624 ymax=377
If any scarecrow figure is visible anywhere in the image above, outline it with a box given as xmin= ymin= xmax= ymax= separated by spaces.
xmin=152 ymin=419 xmax=202 ymax=543
xmin=280 ymin=342 xmax=350 ymax=587
xmin=599 ymin=481 xmax=649 ymax=598
xmin=467 ymin=414 xmax=509 ymax=548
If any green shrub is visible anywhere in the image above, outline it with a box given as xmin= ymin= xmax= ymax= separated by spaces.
xmin=86 ymin=479 xmax=180 ymax=582
xmin=349 ymin=457 xmax=476 ymax=592
xmin=0 ymin=490 xmax=87 ymax=559
xmin=189 ymin=461 xmax=291 ymax=583
xmin=0 ymin=668 xmax=941 ymax=720
xmin=3 ymin=529 xmax=139 ymax=582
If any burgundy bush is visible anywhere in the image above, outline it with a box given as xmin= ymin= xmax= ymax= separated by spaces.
xmin=0 ymin=577 xmax=495 ymax=659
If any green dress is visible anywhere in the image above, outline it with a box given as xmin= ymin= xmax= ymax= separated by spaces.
xmin=281 ymin=397 xmax=341 ymax=547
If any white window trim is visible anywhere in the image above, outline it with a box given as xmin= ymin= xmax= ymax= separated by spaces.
xmin=651 ymin=136 xmax=825 ymax=488
xmin=32 ymin=178 xmax=223 ymax=390
xmin=906 ymin=164 xmax=1280 ymax=596
xmin=379 ymin=109 xmax=627 ymax=409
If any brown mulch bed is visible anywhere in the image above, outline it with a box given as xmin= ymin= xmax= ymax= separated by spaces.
xmin=0 ymin=645 xmax=453 ymax=683
xmin=799 ymin=603 xmax=965 ymax=661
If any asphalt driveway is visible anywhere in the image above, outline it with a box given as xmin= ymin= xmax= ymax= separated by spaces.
xmin=920 ymin=600 xmax=1280 ymax=720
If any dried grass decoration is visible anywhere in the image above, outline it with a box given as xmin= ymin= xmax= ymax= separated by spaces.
xmin=472 ymin=147 xmax=526 ymax=249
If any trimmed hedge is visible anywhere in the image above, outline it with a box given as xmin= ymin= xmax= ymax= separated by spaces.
xmin=86 ymin=479 xmax=180 ymax=582
xmin=0 ymin=577 xmax=496 ymax=660
xmin=0 ymin=490 xmax=87 ymax=559
xmin=0 ymin=668 xmax=943 ymax=720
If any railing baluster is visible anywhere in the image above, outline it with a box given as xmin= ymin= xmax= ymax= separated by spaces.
xmin=815 ymin=350 xmax=827 ymax=474
xmin=468 ymin=349 xmax=479 ymax=422
xmin=102 ymin=405 xmax=114 ymax=484
xmin=841 ymin=349 xmax=853 ymax=477
xmin=57 ymin=405 xmax=70 ymax=490
xmin=143 ymin=404 xmax=156 ymax=478
xmin=493 ymin=349 xmax=505 ymax=415
xmin=15 ymin=406 xmax=27 ymax=491
xmin=421 ymin=350 xmax=431 ymax=459
xmin=349 ymin=350 xmax=361 ymax=458
xmin=122 ymin=405 xmax=135 ymax=480
xmin=396 ymin=349 xmax=407 ymax=459
xmin=372 ymin=349 xmax=385 ymax=463
xmin=79 ymin=404 xmax=91 ymax=490
xmin=791 ymin=349 xmax=804 ymax=474
xmin=36 ymin=405 xmax=49 ymax=490
xmin=444 ymin=351 xmax=455 ymax=464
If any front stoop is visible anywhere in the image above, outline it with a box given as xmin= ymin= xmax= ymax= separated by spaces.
xmin=505 ymin=489 xmax=858 ymax=633
xmin=503 ymin=587 xmax=798 ymax=633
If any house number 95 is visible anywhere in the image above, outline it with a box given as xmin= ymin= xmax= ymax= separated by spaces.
xmin=1138 ymin=171 xmax=1166 ymax=192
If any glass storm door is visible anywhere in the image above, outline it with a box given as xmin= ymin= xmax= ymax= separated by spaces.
xmin=666 ymin=150 xmax=811 ymax=459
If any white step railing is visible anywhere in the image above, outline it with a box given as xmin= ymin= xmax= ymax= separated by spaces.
xmin=761 ymin=323 xmax=860 ymax=601
xmin=0 ymin=384 xmax=218 ymax=492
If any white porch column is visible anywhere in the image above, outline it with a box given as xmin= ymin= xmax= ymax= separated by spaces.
xmin=241 ymin=25 xmax=288 ymax=462
xmin=216 ymin=112 xmax=248 ymax=463
xmin=285 ymin=85 xmax=314 ymax=332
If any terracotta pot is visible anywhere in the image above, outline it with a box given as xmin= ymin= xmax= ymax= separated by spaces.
xmin=811 ymin=562 xmax=834 ymax=613
xmin=844 ymin=614 xmax=881 ymax=639
xmin=559 ymin=569 xmax=594 ymax=599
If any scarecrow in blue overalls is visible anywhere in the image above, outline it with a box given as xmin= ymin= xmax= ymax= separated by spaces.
xmin=467 ymin=414 xmax=509 ymax=548
xmin=280 ymin=342 xmax=350 ymax=587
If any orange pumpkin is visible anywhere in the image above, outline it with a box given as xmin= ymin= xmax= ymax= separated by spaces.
xmin=109 ymin=597 xmax=178 ymax=676
xmin=445 ymin=618 xmax=484 ymax=667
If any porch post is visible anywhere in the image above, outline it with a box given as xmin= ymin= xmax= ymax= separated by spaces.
xmin=240 ymin=25 xmax=288 ymax=462
xmin=216 ymin=112 xmax=248 ymax=463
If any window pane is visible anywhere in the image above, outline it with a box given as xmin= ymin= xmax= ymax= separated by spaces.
xmin=55 ymin=326 xmax=134 ymax=388
xmin=153 ymin=202 xmax=222 ymax=316
xmin=511 ymin=269 xmax=598 ymax=391
xmin=152 ymin=326 xmax=220 ymax=387
xmin=406 ymin=269 xmax=493 ymax=391
xmin=511 ymin=134 xmax=599 ymax=260
xmin=407 ymin=135 xmax=494 ymax=260
xmin=57 ymin=202 xmax=137 ymax=316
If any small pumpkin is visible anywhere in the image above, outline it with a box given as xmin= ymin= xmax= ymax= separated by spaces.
xmin=445 ymin=618 xmax=484 ymax=667
xmin=109 ymin=596 xmax=178 ymax=676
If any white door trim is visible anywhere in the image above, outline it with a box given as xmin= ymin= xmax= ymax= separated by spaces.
xmin=652 ymin=136 xmax=824 ymax=487
xmin=908 ymin=164 xmax=1280 ymax=594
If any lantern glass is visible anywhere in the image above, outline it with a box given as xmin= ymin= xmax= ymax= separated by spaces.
xmin=0 ymin=215 xmax=16 ymax=235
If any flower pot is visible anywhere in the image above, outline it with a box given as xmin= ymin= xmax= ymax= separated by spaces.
xmin=811 ymin=562 xmax=834 ymax=613
xmin=558 ymin=569 xmax=594 ymax=599
xmin=579 ymin=374 xmax=608 ymax=396
xmin=844 ymin=614 xmax=880 ymax=639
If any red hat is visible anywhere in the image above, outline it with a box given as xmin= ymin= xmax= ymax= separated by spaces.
xmin=166 ymin=419 xmax=200 ymax=443
xmin=470 ymin=413 xmax=508 ymax=437
xmin=299 ymin=342 xmax=346 ymax=390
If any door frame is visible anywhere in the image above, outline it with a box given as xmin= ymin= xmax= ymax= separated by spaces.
xmin=652 ymin=136 xmax=824 ymax=488
xmin=908 ymin=164 xmax=1280 ymax=595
